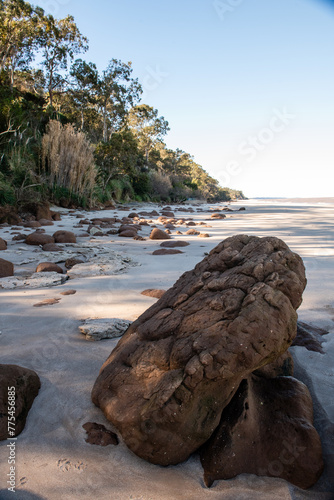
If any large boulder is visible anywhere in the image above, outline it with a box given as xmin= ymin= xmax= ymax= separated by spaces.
xmin=0 ymin=206 xmax=21 ymax=225
xmin=149 ymin=228 xmax=171 ymax=240
xmin=0 ymin=258 xmax=14 ymax=278
xmin=92 ymin=235 xmax=307 ymax=466
xmin=0 ymin=365 xmax=40 ymax=440
xmin=20 ymin=201 xmax=52 ymax=221
xmin=200 ymin=374 xmax=324 ymax=489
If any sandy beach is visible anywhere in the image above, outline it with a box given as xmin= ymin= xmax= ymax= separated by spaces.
xmin=0 ymin=199 xmax=333 ymax=500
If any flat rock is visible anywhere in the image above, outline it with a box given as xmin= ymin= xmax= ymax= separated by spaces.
xmin=33 ymin=298 xmax=61 ymax=307
xmin=0 ymin=365 xmax=40 ymax=440
xmin=68 ymin=253 xmax=137 ymax=278
xmin=60 ymin=289 xmax=77 ymax=296
xmin=0 ymin=272 xmax=68 ymax=289
xmin=160 ymin=241 xmax=190 ymax=248
xmin=91 ymin=235 xmax=307 ymax=466
xmin=79 ymin=318 xmax=132 ymax=341
xmin=152 ymin=249 xmax=184 ymax=255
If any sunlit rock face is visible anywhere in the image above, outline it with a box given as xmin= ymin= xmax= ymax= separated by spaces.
xmin=92 ymin=235 xmax=322 ymax=488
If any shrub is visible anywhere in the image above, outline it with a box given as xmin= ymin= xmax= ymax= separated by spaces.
xmin=149 ymin=171 xmax=172 ymax=200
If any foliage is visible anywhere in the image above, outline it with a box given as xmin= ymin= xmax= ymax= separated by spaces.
xmin=0 ymin=0 xmax=245 ymax=208
xmin=41 ymin=119 xmax=96 ymax=202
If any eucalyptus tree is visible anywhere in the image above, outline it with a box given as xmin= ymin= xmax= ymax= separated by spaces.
xmin=96 ymin=59 xmax=142 ymax=142
xmin=39 ymin=14 xmax=88 ymax=109
xmin=68 ymin=59 xmax=98 ymax=131
xmin=127 ymin=104 xmax=169 ymax=164
xmin=0 ymin=0 xmax=43 ymax=90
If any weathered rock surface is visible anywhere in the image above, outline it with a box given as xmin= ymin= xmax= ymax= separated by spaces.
xmin=0 ymin=258 xmax=14 ymax=278
xmin=92 ymin=235 xmax=307 ymax=466
xmin=83 ymin=422 xmax=119 ymax=446
xmin=80 ymin=318 xmax=132 ymax=341
xmin=200 ymin=375 xmax=324 ymax=489
xmin=0 ymin=365 xmax=40 ymax=440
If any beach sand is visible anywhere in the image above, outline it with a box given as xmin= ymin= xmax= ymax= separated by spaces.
xmin=0 ymin=199 xmax=333 ymax=500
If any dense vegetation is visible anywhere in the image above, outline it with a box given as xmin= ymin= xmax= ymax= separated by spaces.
xmin=0 ymin=0 xmax=245 ymax=208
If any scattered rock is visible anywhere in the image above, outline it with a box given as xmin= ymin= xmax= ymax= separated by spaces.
xmin=200 ymin=375 xmax=323 ymax=489
xmin=38 ymin=219 xmax=54 ymax=226
xmin=79 ymin=318 xmax=132 ymax=341
xmin=149 ymin=228 xmax=171 ymax=240
xmin=24 ymin=221 xmax=41 ymax=228
xmin=0 ymin=365 xmax=41 ymax=440
xmin=238 ymin=207 xmax=246 ymax=211
xmin=91 ymin=235 xmax=307 ymax=466
xmin=51 ymin=211 xmax=62 ymax=221
xmin=141 ymin=289 xmax=166 ymax=299
xmin=160 ymin=241 xmax=189 ymax=248
xmin=185 ymin=229 xmax=200 ymax=235
xmin=152 ymin=249 xmax=184 ymax=255
xmin=12 ymin=233 xmax=26 ymax=241
xmin=42 ymin=243 xmax=63 ymax=252
xmin=128 ymin=212 xmax=139 ymax=218
xmin=199 ymin=233 xmax=210 ymax=238
xmin=82 ymin=422 xmax=118 ymax=446
xmin=119 ymin=230 xmax=137 ymax=238
xmin=60 ymin=289 xmax=77 ymax=296
xmin=53 ymin=230 xmax=76 ymax=243
xmin=26 ymin=232 xmax=55 ymax=246
xmin=0 ymin=258 xmax=14 ymax=278
xmin=0 ymin=238 xmax=7 ymax=250
xmin=33 ymin=298 xmax=61 ymax=307
xmin=36 ymin=262 xmax=63 ymax=274
xmin=65 ymin=257 xmax=84 ymax=269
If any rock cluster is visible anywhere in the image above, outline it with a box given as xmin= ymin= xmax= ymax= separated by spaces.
xmin=92 ymin=235 xmax=324 ymax=489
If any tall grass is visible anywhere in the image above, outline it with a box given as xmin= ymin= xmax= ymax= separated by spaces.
xmin=42 ymin=120 xmax=97 ymax=203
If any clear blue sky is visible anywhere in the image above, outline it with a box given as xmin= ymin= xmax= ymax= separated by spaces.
xmin=38 ymin=0 xmax=334 ymax=198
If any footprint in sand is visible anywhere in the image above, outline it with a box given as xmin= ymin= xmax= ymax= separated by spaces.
xmin=57 ymin=459 xmax=86 ymax=472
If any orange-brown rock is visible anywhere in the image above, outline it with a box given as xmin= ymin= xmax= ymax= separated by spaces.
xmin=92 ymin=235 xmax=307 ymax=467
xmin=0 ymin=237 xmax=7 ymax=250
xmin=53 ymin=230 xmax=76 ymax=243
xmin=0 ymin=258 xmax=13 ymax=277
xmin=149 ymin=228 xmax=171 ymax=240
xmin=26 ymin=232 xmax=54 ymax=246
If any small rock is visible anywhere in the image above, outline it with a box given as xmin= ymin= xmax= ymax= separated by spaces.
xmin=42 ymin=243 xmax=63 ymax=252
xmin=0 ymin=238 xmax=7 ymax=250
xmin=79 ymin=318 xmax=132 ymax=341
xmin=152 ymin=249 xmax=184 ymax=255
xmin=33 ymin=298 xmax=61 ymax=307
xmin=65 ymin=258 xmax=84 ymax=270
xmin=53 ymin=230 xmax=76 ymax=243
xmin=83 ymin=422 xmax=118 ymax=446
xmin=60 ymin=289 xmax=77 ymax=296
xmin=0 ymin=258 xmax=14 ymax=278
xmin=160 ymin=241 xmax=189 ymax=248
xmin=36 ymin=262 xmax=63 ymax=274
xmin=26 ymin=232 xmax=55 ymax=246
xmin=149 ymin=228 xmax=171 ymax=240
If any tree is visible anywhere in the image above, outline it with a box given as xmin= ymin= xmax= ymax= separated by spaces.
xmin=96 ymin=59 xmax=142 ymax=142
xmin=68 ymin=58 xmax=98 ymax=130
xmin=127 ymin=104 xmax=169 ymax=163
xmin=0 ymin=0 xmax=43 ymax=90
xmin=40 ymin=14 xmax=88 ymax=109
